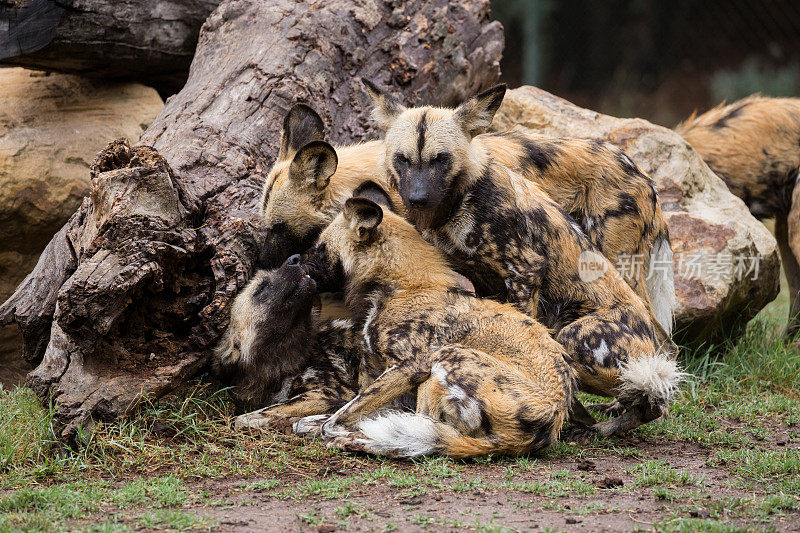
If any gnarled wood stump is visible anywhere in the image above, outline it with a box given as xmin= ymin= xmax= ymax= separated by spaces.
xmin=0 ymin=0 xmax=503 ymax=440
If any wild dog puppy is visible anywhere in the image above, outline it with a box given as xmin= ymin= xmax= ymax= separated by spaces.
xmin=298 ymin=196 xmax=576 ymax=459
xmin=362 ymin=83 xmax=683 ymax=436
xmin=676 ymin=96 xmax=800 ymax=336
xmin=260 ymin=103 xmax=675 ymax=338
xmin=213 ymin=254 xmax=360 ymax=425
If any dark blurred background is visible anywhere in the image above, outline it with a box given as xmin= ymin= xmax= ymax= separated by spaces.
xmin=493 ymin=0 xmax=800 ymax=126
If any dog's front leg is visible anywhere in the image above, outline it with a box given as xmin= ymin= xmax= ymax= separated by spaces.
xmin=319 ymin=362 xmax=430 ymax=437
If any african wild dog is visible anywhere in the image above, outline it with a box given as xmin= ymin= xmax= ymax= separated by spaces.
xmin=260 ymin=103 xmax=675 ymax=337
xmin=363 ymin=82 xmax=683 ymax=436
xmin=213 ymin=254 xmax=360 ymax=424
xmin=676 ymin=96 xmax=800 ymax=337
xmin=296 ymin=196 xmax=576 ymax=459
xmin=258 ymin=104 xmax=404 ymax=269
xmin=364 ymin=80 xmax=675 ymax=338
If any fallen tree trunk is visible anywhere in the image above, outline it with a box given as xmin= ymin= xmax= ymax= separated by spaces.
xmin=0 ymin=0 xmax=503 ymax=440
xmin=0 ymin=0 xmax=221 ymax=95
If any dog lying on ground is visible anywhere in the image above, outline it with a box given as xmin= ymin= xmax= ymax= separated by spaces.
xmin=676 ymin=95 xmax=800 ymax=337
xmin=361 ymin=83 xmax=683 ymax=437
xmin=213 ymin=254 xmax=360 ymax=426
xmin=297 ymin=195 xmax=576 ymax=459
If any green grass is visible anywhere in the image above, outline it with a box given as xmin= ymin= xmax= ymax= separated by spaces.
xmin=297 ymin=509 xmax=325 ymax=526
xmin=656 ymin=517 xmax=771 ymax=533
xmin=709 ymin=448 xmax=800 ymax=495
xmin=703 ymin=494 xmax=800 ymax=521
xmin=294 ymin=475 xmax=363 ymax=499
xmin=1 ymin=285 xmax=800 ymax=530
xmin=507 ymin=468 xmax=596 ymax=498
xmin=134 ymin=509 xmax=213 ymax=531
xmin=0 ymin=476 xmax=211 ymax=532
xmin=627 ymin=460 xmax=703 ymax=487
xmin=450 ymin=476 xmax=490 ymax=493
xmin=636 ymin=296 xmax=800 ymax=451
xmin=112 ymin=476 xmax=189 ymax=508
xmin=0 ymin=387 xmax=56 ymax=470
xmin=238 ymin=478 xmax=280 ymax=493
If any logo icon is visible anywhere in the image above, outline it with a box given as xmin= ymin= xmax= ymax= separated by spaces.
xmin=578 ymin=250 xmax=609 ymax=282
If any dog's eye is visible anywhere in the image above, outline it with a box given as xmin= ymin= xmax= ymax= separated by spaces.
xmin=394 ymin=154 xmax=410 ymax=167
xmin=430 ymin=152 xmax=449 ymax=165
xmin=253 ymin=278 xmax=272 ymax=299
xmin=270 ymin=221 xmax=287 ymax=234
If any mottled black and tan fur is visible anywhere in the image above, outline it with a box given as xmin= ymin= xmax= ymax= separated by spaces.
xmin=258 ymin=104 xmax=404 ymax=269
xmin=213 ymin=255 xmax=360 ymax=426
xmin=677 ymin=96 xmax=800 ymax=336
xmin=365 ymin=80 xmax=675 ymax=337
xmin=364 ymin=83 xmax=683 ymax=436
xmin=259 ymin=102 xmax=675 ymax=337
xmin=298 ymin=197 xmax=576 ymax=459
xmin=481 ymin=131 xmax=674 ymax=336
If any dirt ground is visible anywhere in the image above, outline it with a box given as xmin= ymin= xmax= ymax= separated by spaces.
xmin=174 ymin=427 xmax=799 ymax=532
xmin=5 ymin=296 xmax=800 ymax=532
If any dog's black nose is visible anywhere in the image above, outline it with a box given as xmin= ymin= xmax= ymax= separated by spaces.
xmin=285 ymin=254 xmax=302 ymax=267
xmin=407 ymin=192 xmax=430 ymax=208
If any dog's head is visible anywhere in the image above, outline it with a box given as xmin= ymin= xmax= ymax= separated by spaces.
xmin=363 ymin=79 xmax=506 ymax=226
xmin=259 ymin=104 xmax=339 ymax=268
xmin=214 ymin=254 xmax=318 ymax=371
xmin=306 ymin=194 xmax=459 ymax=296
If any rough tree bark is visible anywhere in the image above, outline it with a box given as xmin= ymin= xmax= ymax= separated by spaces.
xmin=0 ymin=0 xmax=221 ymax=95
xmin=0 ymin=0 xmax=503 ymax=440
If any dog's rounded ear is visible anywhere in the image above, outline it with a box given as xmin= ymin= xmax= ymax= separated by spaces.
xmin=453 ymin=84 xmax=507 ymax=138
xmin=278 ymin=104 xmax=325 ymax=161
xmin=362 ymin=78 xmax=406 ymax=132
xmin=289 ymin=141 xmax=338 ymax=189
xmin=352 ymin=180 xmax=396 ymax=212
xmin=344 ymin=197 xmax=383 ymax=242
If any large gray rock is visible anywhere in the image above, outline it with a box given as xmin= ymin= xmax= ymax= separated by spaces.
xmin=494 ymin=86 xmax=779 ymax=346
xmin=0 ymin=67 xmax=163 ymax=387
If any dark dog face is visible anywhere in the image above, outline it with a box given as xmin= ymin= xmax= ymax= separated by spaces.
xmin=250 ymin=254 xmax=318 ymax=338
xmin=304 ymin=240 xmax=346 ymax=295
xmin=363 ymin=79 xmax=506 ymax=222
xmin=215 ymin=254 xmax=318 ymax=370
xmin=257 ymin=224 xmax=322 ymax=271
xmin=214 ymin=254 xmax=321 ymax=408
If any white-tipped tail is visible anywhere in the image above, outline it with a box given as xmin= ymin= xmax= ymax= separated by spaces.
xmin=358 ymin=411 xmax=439 ymax=458
xmin=618 ymin=352 xmax=685 ymax=405
xmin=646 ymin=235 xmax=677 ymax=336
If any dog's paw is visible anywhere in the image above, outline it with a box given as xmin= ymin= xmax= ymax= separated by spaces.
xmin=321 ymin=419 xmax=350 ymax=438
xmin=561 ymin=424 xmax=598 ymax=445
xmin=326 ymin=434 xmax=369 ymax=454
xmin=235 ymin=411 xmax=296 ymax=433
xmin=294 ymin=414 xmax=329 ymax=436
xmin=235 ymin=410 xmax=270 ymax=430
xmin=589 ymin=400 xmax=625 ymax=417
